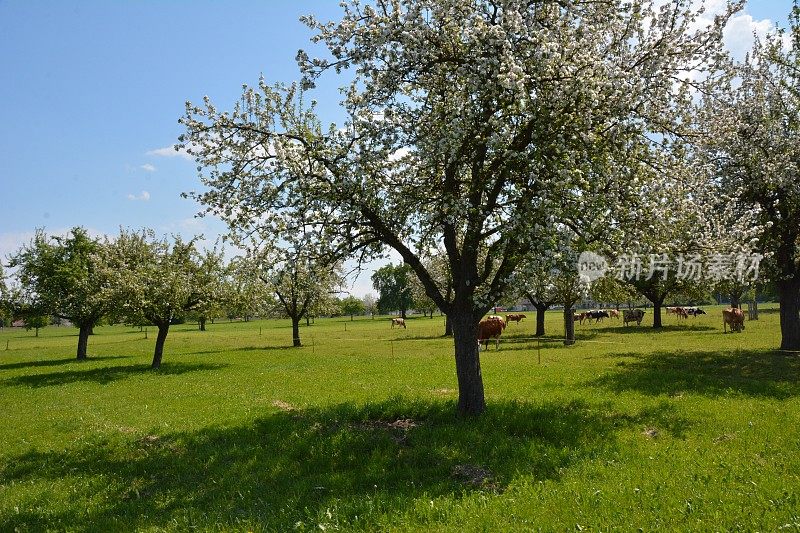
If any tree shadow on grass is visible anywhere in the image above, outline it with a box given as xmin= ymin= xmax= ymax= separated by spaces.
xmin=482 ymin=339 xmax=568 ymax=353
xmin=186 ymin=345 xmax=309 ymax=356
xmin=589 ymin=349 xmax=800 ymax=399
xmin=0 ymin=355 xmax=131 ymax=371
xmin=591 ymin=325 xmax=717 ymax=334
xmin=2 ymin=362 xmax=228 ymax=388
xmin=0 ymin=397 xmax=689 ymax=531
xmin=389 ymin=331 xmax=450 ymax=341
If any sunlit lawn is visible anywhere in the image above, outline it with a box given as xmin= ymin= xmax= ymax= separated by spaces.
xmin=1 ymin=305 xmax=798 ymax=531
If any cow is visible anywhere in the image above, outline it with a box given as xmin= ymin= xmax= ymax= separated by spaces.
xmin=391 ymin=317 xmax=406 ymax=329
xmin=606 ymin=309 xmax=620 ymax=319
xmin=487 ymin=315 xmax=506 ymax=326
xmin=587 ymin=310 xmax=610 ymax=323
xmin=505 ymin=313 xmax=527 ymax=324
xmin=685 ymin=307 xmax=706 ymax=317
xmin=674 ymin=307 xmax=689 ymax=319
xmin=478 ymin=317 xmax=506 ymax=350
xmin=573 ymin=312 xmax=587 ymax=325
xmin=722 ymin=308 xmax=745 ymax=333
xmin=623 ymin=309 xmax=645 ymax=326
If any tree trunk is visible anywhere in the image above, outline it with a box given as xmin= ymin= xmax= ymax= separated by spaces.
xmin=730 ymin=293 xmax=741 ymax=310
xmin=292 ymin=317 xmax=302 ymax=347
xmin=450 ymin=309 xmax=485 ymax=416
xmin=350 ymin=314 xmax=354 ymax=321
xmin=444 ymin=314 xmax=453 ymax=337
xmin=35 ymin=327 xmax=39 ymax=337
xmin=534 ymin=303 xmax=548 ymax=337
xmin=400 ymin=308 xmax=407 ymax=319
xmin=77 ymin=323 xmax=92 ymax=360
xmin=199 ymin=317 xmax=206 ymax=331
xmin=652 ymin=297 xmax=664 ymax=329
xmin=152 ymin=323 xmax=170 ymax=368
xmin=306 ymin=315 xmax=310 ymax=326
xmin=563 ymin=306 xmax=575 ymax=346
xmin=778 ymin=279 xmax=800 ymax=351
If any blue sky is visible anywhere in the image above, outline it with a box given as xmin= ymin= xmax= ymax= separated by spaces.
xmin=0 ymin=1 xmax=795 ymax=296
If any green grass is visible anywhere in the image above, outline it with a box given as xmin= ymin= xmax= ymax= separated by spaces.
xmin=1 ymin=306 xmax=799 ymax=531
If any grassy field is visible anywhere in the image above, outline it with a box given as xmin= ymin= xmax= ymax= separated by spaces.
xmin=0 ymin=305 xmax=798 ymax=531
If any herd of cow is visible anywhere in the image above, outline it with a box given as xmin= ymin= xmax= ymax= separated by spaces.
xmin=472 ymin=306 xmax=744 ymax=350
xmin=389 ymin=305 xmax=746 ymax=350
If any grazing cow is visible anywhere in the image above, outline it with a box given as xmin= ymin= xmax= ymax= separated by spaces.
xmin=623 ymin=309 xmax=645 ymax=326
xmin=573 ymin=312 xmax=587 ymax=325
xmin=722 ymin=308 xmax=745 ymax=333
xmin=674 ymin=307 xmax=689 ymax=319
xmin=606 ymin=309 xmax=620 ymax=319
xmin=586 ymin=310 xmax=610 ymax=323
xmin=666 ymin=306 xmax=677 ymax=315
xmin=685 ymin=307 xmax=706 ymax=317
xmin=478 ymin=318 xmax=506 ymax=350
xmin=391 ymin=317 xmax=406 ymax=329
xmin=505 ymin=313 xmax=527 ymax=324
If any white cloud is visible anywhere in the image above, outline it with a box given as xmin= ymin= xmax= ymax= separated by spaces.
xmin=179 ymin=217 xmax=206 ymax=231
xmin=146 ymin=145 xmax=193 ymax=161
xmin=140 ymin=163 xmax=157 ymax=172
xmin=723 ymin=12 xmax=777 ymax=60
xmin=127 ymin=191 xmax=151 ymax=201
xmin=651 ymin=1 xmax=781 ymax=61
xmin=0 ymin=230 xmax=37 ymax=263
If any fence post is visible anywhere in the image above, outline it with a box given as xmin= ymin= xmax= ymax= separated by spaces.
xmin=145 ymin=327 xmax=148 ymax=340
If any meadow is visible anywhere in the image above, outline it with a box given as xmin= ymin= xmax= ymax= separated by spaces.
xmin=0 ymin=306 xmax=798 ymax=531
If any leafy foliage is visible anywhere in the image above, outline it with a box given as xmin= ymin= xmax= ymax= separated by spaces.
xmin=9 ymin=228 xmax=110 ymax=328
xmin=339 ymin=295 xmax=365 ymax=320
xmin=8 ymin=227 xmax=113 ymax=355
xmin=372 ymin=263 xmax=414 ymax=317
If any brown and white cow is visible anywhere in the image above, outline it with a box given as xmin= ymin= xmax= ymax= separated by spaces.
xmin=574 ymin=312 xmax=587 ymax=325
xmin=391 ymin=317 xmax=406 ymax=329
xmin=722 ymin=308 xmax=745 ymax=333
xmin=478 ymin=317 xmax=506 ymax=350
xmin=505 ymin=313 xmax=527 ymax=324
xmin=606 ymin=309 xmax=620 ymax=319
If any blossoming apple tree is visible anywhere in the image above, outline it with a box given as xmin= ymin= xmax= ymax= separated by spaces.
xmin=702 ymin=3 xmax=800 ymax=350
xmin=181 ymin=0 xmax=740 ymax=414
